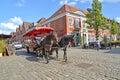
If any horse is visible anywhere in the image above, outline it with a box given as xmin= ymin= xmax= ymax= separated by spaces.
xmin=39 ymin=31 xmax=58 ymax=63
xmin=52 ymin=34 xmax=76 ymax=62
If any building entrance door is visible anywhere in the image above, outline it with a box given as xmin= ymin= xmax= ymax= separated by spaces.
xmin=70 ymin=32 xmax=80 ymax=46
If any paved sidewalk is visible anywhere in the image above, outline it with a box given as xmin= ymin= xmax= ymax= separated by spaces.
xmin=0 ymin=47 xmax=120 ymax=80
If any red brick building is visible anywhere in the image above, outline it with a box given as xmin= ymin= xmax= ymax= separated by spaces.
xmin=42 ymin=4 xmax=110 ymax=46
xmin=42 ymin=4 xmax=94 ymax=46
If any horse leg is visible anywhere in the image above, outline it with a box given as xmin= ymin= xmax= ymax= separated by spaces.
xmin=63 ymin=46 xmax=67 ymax=62
xmin=55 ymin=48 xmax=59 ymax=60
xmin=26 ymin=46 xmax=30 ymax=53
xmin=44 ymin=49 xmax=49 ymax=64
xmin=39 ymin=48 xmax=44 ymax=59
xmin=35 ymin=47 xmax=40 ymax=57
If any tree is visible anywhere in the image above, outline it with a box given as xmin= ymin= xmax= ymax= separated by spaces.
xmin=119 ymin=25 xmax=120 ymax=35
xmin=118 ymin=25 xmax=120 ymax=39
xmin=110 ymin=19 xmax=119 ymax=40
xmin=102 ymin=35 xmax=108 ymax=48
xmin=86 ymin=0 xmax=108 ymax=39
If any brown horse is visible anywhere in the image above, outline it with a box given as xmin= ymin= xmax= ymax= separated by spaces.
xmin=39 ymin=31 xmax=58 ymax=63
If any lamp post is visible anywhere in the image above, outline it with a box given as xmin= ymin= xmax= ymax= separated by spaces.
xmin=82 ymin=28 xmax=86 ymax=48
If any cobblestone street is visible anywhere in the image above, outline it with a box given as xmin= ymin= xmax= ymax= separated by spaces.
xmin=0 ymin=47 xmax=120 ymax=80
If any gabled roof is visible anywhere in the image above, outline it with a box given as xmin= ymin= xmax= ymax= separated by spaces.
xmin=10 ymin=32 xmax=16 ymax=37
xmin=22 ymin=22 xmax=32 ymax=31
xmin=19 ymin=25 xmax=22 ymax=32
xmin=16 ymin=27 xmax=20 ymax=32
xmin=37 ymin=17 xmax=46 ymax=23
xmin=36 ymin=17 xmax=46 ymax=27
xmin=50 ymin=4 xmax=88 ymax=18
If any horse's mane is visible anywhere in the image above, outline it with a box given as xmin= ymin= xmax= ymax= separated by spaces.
xmin=45 ymin=32 xmax=56 ymax=40
xmin=58 ymin=34 xmax=75 ymax=47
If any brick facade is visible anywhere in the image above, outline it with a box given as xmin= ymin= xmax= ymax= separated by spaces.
xmin=42 ymin=4 xmax=88 ymax=45
xmin=42 ymin=4 xmax=111 ymax=46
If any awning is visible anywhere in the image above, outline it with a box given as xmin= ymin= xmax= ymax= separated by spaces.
xmin=23 ymin=27 xmax=54 ymax=37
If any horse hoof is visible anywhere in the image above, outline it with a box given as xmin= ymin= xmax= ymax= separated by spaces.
xmin=46 ymin=62 xmax=49 ymax=64
xmin=64 ymin=59 xmax=67 ymax=62
xmin=56 ymin=58 xmax=59 ymax=61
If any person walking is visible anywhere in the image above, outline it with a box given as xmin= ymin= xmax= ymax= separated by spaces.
xmin=96 ymin=39 xmax=101 ymax=51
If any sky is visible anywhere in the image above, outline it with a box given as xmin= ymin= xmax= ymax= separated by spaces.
xmin=0 ymin=0 xmax=120 ymax=34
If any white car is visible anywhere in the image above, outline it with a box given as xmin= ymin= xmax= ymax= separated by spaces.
xmin=13 ymin=42 xmax=23 ymax=50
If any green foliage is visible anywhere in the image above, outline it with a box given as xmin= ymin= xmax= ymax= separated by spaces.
xmin=0 ymin=39 xmax=7 ymax=53
xmin=119 ymin=25 xmax=120 ymax=35
xmin=110 ymin=19 xmax=119 ymax=35
xmin=110 ymin=40 xmax=120 ymax=46
xmin=86 ymin=0 xmax=108 ymax=39
xmin=101 ymin=35 xmax=108 ymax=47
xmin=110 ymin=40 xmax=120 ymax=43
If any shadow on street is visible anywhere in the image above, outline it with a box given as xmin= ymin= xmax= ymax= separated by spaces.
xmin=104 ymin=47 xmax=120 ymax=54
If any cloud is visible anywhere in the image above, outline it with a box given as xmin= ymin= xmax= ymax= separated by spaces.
xmin=0 ymin=17 xmax=23 ymax=34
xmin=10 ymin=17 xmax=23 ymax=25
xmin=60 ymin=0 xmax=78 ymax=5
xmin=60 ymin=0 xmax=68 ymax=5
xmin=59 ymin=0 xmax=120 ymax=5
xmin=80 ymin=0 xmax=120 ymax=3
xmin=116 ymin=17 xmax=120 ymax=23
xmin=0 ymin=30 xmax=2 ymax=34
xmin=16 ymin=0 xmax=25 ymax=7
xmin=102 ymin=0 xmax=120 ymax=3
xmin=79 ymin=0 xmax=92 ymax=3
xmin=0 ymin=23 xmax=18 ymax=30
xmin=69 ymin=1 xmax=77 ymax=5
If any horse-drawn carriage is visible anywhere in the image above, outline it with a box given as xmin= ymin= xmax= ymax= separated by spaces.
xmin=23 ymin=27 xmax=76 ymax=63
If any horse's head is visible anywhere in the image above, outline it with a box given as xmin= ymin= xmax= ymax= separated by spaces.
xmin=69 ymin=35 xmax=76 ymax=44
xmin=45 ymin=32 xmax=58 ymax=42
xmin=48 ymin=31 xmax=58 ymax=42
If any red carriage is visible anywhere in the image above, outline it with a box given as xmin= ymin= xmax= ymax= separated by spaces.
xmin=23 ymin=27 xmax=54 ymax=55
xmin=23 ymin=27 xmax=75 ymax=64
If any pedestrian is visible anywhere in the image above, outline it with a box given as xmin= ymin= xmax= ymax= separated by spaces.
xmin=96 ymin=39 xmax=101 ymax=51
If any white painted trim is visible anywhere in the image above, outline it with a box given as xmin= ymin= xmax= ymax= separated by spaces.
xmin=74 ymin=11 xmax=85 ymax=16
xmin=42 ymin=11 xmax=86 ymax=25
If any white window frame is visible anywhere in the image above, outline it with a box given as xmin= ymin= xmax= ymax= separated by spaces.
xmin=69 ymin=17 xmax=74 ymax=27
xmin=75 ymin=18 xmax=80 ymax=28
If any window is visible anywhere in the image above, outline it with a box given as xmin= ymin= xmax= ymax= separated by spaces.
xmin=75 ymin=19 xmax=79 ymax=28
xmin=69 ymin=17 xmax=74 ymax=27
xmin=28 ymin=24 xmax=33 ymax=29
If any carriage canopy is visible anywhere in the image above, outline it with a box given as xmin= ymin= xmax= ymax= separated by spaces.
xmin=23 ymin=27 xmax=54 ymax=37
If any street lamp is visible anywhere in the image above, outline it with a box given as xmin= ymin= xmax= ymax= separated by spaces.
xmin=82 ymin=28 xmax=86 ymax=48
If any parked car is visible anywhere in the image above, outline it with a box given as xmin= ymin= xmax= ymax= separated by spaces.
xmin=12 ymin=42 xmax=23 ymax=50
